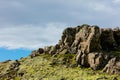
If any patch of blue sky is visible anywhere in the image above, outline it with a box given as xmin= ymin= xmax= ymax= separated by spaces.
xmin=0 ymin=47 xmax=31 ymax=62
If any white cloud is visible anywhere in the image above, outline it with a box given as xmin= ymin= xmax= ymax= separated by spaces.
xmin=0 ymin=23 xmax=67 ymax=50
xmin=113 ymin=0 xmax=120 ymax=3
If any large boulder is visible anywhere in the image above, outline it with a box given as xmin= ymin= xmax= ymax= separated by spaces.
xmin=88 ymin=52 xmax=108 ymax=70
xmin=30 ymin=48 xmax=44 ymax=58
xmin=76 ymin=51 xmax=109 ymax=70
xmin=103 ymin=57 xmax=120 ymax=75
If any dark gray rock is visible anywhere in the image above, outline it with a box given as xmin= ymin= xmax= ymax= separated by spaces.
xmin=100 ymin=28 xmax=115 ymax=51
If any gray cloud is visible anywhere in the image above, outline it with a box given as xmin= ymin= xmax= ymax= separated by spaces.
xmin=0 ymin=23 xmax=67 ymax=49
xmin=0 ymin=0 xmax=120 ymax=49
xmin=113 ymin=0 xmax=120 ymax=3
xmin=0 ymin=0 xmax=120 ymax=26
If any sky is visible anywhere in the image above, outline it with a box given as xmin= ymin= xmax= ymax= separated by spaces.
xmin=0 ymin=0 xmax=120 ymax=61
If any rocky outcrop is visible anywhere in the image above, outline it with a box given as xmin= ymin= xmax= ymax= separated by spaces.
xmin=0 ymin=60 xmax=20 ymax=79
xmin=1 ymin=24 xmax=120 ymax=80
xmin=30 ymin=48 xmax=44 ymax=58
xmin=103 ymin=57 xmax=120 ymax=75
xmin=58 ymin=25 xmax=120 ymax=74
xmin=29 ymin=24 xmax=120 ymax=75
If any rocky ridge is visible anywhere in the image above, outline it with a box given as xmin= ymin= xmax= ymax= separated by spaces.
xmin=0 ymin=24 xmax=120 ymax=79
xmin=30 ymin=24 xmax=120 ymax=75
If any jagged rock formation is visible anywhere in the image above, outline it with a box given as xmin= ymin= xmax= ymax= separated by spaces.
xmin=31 ymin=24 xmax=120 ymax=74
xmin=30 ymin=25 xmax=120 ymax=75
xmin=0 ymin=24 xmax=120 ymax=78
xmin=0 ymin=24 xmax=120 ymax=80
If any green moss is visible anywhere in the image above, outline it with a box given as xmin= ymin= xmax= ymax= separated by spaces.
xmin=111 ymin=48 xmax=120 ymax=56
xmin=19 ymin=54 xmax=120 ymax=79
xmin=113 ymin=51 xmax=120 ymax=56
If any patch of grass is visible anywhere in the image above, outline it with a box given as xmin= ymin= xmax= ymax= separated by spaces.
xmin=0 ymin=54 xmax=120 ymax=80
xmin=16 ymin=54 xmax=120 ymax=80
xmin=111 ymin=48 xmax=120 ymax=56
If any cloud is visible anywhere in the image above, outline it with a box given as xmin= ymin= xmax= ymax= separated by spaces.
xmin=0 ymin=0 xmax=120 ymax=50
xmin=0 ymin=0 xmax=120 ymax=26
xmin=0 ymin=23 xmax=67 ymax=50
xmin=90 ymin=2 xmax=114 ymax=13
xmin=112 ymin=0 xmax=120 ymax=3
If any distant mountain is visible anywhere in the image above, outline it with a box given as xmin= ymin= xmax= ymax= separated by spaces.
xmin=0 ymin=24 xmax=120 ymax=80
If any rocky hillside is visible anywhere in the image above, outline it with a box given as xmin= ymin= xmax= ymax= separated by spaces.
xmin=31 ymin=24 xmax=120 ymax=74
xmin=0 ymin=24 xmax=120 ymax=80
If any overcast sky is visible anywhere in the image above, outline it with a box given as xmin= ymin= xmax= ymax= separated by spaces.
xmin=0 ymin=0 xmax=120 ymax=50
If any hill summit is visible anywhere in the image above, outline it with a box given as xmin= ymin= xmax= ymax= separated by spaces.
xmin=0 ymin=24 xmax=120 ymax=80
xmin=31 ymin=24 xmax=120 ymax=74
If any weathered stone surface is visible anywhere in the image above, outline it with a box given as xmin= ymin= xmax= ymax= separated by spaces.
xmin=103 ymin=57 xmax=120 ymax=75
xmin=100 ymin=28 xmax=115 ymax=51
xmin=75 ymin=50 xmax=88 ymax=67
xmin=60 ymin=27 xmax=76 ymax=48
xmin=30 ymin=48 xmax=44 ymax=58
xmin=71 ymin=25 xmax=103 ymax=68
xmin=72 ymin=25 xmax=101 ymax=53
xmin=88 ymin=52 xmax=108 ymax=70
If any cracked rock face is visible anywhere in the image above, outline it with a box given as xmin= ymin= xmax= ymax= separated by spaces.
xmin=72 ymin=25 xmax=101 ymax=53
xmin=58 ymin=25 xmax=120 ymax=74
